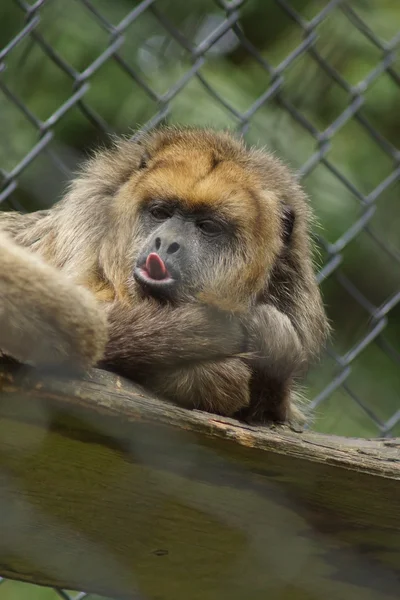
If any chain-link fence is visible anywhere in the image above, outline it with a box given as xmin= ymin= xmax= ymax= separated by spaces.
xmin=0 ymin=0 xmax=399 ymax=597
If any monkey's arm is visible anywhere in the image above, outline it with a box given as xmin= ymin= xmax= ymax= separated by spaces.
xmin=0 ymin=232 xmax=107 ymax=369
xmin=100 ymin=302 xmax=250 ymax=416
xmin=100 ymin=300 xmax=245 ymax=374
xmin=240 ymin=304 xmax=306 ymax=423
xmin=157 ymin=304 xmax=305 ymax=421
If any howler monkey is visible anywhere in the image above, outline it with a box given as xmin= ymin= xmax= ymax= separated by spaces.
xmin=0 ymin=127 xmax=329 ymax=424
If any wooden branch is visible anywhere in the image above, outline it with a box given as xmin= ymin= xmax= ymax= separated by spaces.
xmin=0 ymin=361 xmax=399 ymax=600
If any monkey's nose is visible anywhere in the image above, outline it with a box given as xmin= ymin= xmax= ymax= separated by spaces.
xmin=167 ymin=242 xmax=180 ymax=255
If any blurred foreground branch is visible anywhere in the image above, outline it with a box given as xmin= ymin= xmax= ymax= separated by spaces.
xmin=0 ymin=362 xmax=399 ymax=600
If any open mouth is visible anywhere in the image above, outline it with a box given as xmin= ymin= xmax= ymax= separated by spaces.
xmin=143 ymin=252 xmax=171 ymax=281
xmin=135 ymin=268 xmax=174 ymax=286
xmin=133 ymin=253 xmax=177 ymax=294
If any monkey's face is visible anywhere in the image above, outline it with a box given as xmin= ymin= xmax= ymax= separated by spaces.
xmin=109 ymin=130 xmax=284 ymax=309
xmin=133 ymin=197 xmax=236 ymax=303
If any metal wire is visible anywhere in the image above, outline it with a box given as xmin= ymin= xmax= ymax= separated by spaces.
xmin=0 ymin=0 xmax=399 ymax=596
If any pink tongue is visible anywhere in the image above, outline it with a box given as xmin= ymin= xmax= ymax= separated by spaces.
xmin=145 ymin=253 xmax=168 ymax=280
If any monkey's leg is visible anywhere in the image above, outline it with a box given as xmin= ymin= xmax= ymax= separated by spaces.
xmin=148 ymin=358 xmax=251 ymax=417
xmin=100 ymin=300 xmax=245 ymax=375
xmin=239 ymin=304 xmax=306 ymax=424
xmin=0 ymin=232 xmax=107 ymax=369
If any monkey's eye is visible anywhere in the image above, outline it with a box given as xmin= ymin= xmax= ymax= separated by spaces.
xmin=149 ymin=206 xmax=172 ymax=221
xmin=197 ymin=219 xmax=223 ymax=237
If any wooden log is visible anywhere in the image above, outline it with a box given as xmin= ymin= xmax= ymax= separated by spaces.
xmin=0 ymin=361 xmax=399 ymax=600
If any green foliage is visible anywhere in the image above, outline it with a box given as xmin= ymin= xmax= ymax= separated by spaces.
xmin=0 ymin=581 xmax=113 ymax=600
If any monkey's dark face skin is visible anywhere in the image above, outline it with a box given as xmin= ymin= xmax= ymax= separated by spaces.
xmin=134 ymin=199 xmax=234 ymax=303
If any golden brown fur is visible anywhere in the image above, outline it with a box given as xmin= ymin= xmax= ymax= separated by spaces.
xmin=0 ymin=126 xmax=329 ymax=423
xmin=0 ymin=231 xmax=107 ymax=369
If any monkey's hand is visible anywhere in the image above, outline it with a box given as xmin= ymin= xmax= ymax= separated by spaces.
xmin=243 ymin=304 xmax=306 ymax=377
xmin=99 ymin=299 xmax=245 ymax=377
xmin=0 ymin=232 xmax=107 ymax=370
xmin=238 ymin=304 xmax=306 ymax=424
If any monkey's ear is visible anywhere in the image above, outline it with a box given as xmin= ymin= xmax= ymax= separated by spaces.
xmin=139 ymin=150 xmax=150 ymax=170
xmin=282 ymin=205 xmax=295 ymax=244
